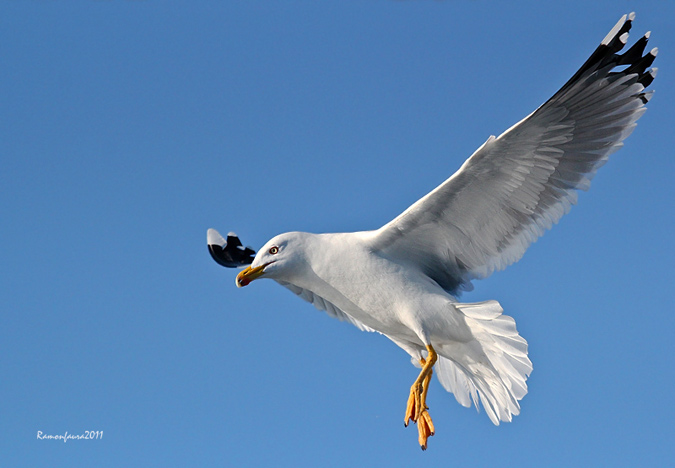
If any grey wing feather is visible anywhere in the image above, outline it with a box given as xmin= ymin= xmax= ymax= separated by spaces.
xmin=277 ymin=281 xmax=377 ymax=333
xmin=369 ymin=13 xmax=657 ymax=294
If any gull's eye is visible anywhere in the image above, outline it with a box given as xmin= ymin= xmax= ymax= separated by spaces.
xmin=268 ymin=246 xmax=279 ymax=255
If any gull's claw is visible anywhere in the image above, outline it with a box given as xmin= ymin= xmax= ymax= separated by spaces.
xmin=404 ymin=382 xmax=423 ymax=427
xmin=418 ymin=410 xmax=435 ymax=450
xmin=403 ymin=344 xmax=438 ymax=450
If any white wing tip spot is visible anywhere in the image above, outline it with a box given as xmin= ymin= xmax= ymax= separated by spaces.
xmin=601 ymin=13 xmax=628 ymax=45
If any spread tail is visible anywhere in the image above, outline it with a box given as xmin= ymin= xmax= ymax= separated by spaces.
xmin=436 ymin=300 xmax=532 ymax=425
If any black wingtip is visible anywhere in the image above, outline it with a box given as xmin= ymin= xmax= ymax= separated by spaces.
xmin=600 ymin=14 xmax=657 ymax=88
xmin=550 ymin=14 xmax=657 ymax=105
xmin=207 ymin=230 xmax=256 ymax=268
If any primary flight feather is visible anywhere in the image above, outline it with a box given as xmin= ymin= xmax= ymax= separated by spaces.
xmin=208 ymin=13 xmax=657 ymax=450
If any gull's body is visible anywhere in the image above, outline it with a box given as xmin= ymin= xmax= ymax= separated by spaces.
xmin=271 ymin=232 xmax=464 ymax=342
xmin=211 ymin=13 xmax=657 ymax=449
xmin=245 ymin=229 xmax=530 ymax=430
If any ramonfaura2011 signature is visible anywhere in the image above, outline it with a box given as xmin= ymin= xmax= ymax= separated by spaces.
xmin=37 ymin=430 xmax=103 ymax=442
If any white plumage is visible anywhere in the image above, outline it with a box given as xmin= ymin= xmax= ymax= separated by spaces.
xmin=218 ymin=13 xmax=657 ymax=448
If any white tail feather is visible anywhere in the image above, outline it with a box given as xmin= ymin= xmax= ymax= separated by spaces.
xmin=436 ymin=300 xmax=532 ymax=425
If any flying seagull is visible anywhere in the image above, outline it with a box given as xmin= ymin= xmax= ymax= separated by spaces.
xmin=208 ymin=13 xmax=656 ymax=450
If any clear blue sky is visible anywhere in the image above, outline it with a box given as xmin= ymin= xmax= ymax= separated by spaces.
xmin=2 ymin=1 xmax=674 ymax=467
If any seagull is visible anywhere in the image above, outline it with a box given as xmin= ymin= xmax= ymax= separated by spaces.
xmin=209 ymin=13 xmax=656 ymax=450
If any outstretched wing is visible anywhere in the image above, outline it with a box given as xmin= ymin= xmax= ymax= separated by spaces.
xmin=368 ymin=13 xmax=657 ymax=294
xmin=207 ymin=228 xmax=256 ymax=268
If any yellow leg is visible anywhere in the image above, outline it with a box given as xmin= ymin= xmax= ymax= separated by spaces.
xmin=420 ymin=365 xmax=432 ymax=413
xmin=403 ymin=344 xmax=437 ymax=450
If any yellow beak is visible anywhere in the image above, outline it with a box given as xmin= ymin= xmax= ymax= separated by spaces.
xmin=236 ymin=264 xmax=267 ymax=288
